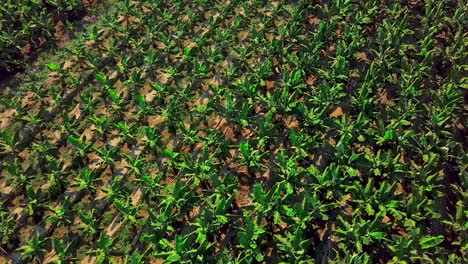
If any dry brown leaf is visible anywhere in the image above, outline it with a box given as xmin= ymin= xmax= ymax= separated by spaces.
xmin=45 ymin=74 xmax=58 ymax=88
xmin=83 ymin=0 xmax=98 ymax=7
xmin=188 ymin=206 xmax=201 ymax=219
xmin=317 ymin=227 xmax=327 ymax=241
xmin=109 ymin=71 xmax=119 ymax=80
xmin=87 ymin=152 xmax=103 ymax=170
xmin=147 ymin=115 xmax=168 ymax=128
xmin=235 ymin=185 xmax=251 ymax=207
xmin=21 ymin=43 xmax=32 ymax=57
xmin=223 ymin=126 xmax=236 ymax=141
xmin=107 ymin=217 xmax=123 ymax=238
xmin=43 ymin=250 xmax=59 ymax=264
xmin=11 ymin=207 xmax=24 ymax=220
xmin=279 ymin=220 xmax=288 ymax=229
xmin=70 ymin=103 xmax=81 ymax=119
xmin=397 ymin=229 xmax=409 ymax=238
xmin=108 ymin=136 xmax=121 ymax=148
xmin=210 ymin=74 xmax=223 ymax=87
xmin=140 ymin=209 xmax=150 ymax=218
xmin=18 ymin=149 xmax=30 ymax=160
xmin=150 ymin=259 xmax=164 ymax=264
xmin=145 ymin=90 xmax=158 ymax=102
xmin=85 ymin=39 xmax=96 ymax=47
xmin=306 ymin=75 xmax=317 ymax=86
xmin=131 ymin=188 xmax=144 ymax=206
xmin=183 ymin=39 xmax=197 ymax=49
xmin=309 ymin=17 xmax=321 ymax=25
xmin=377 ymin=88 xmax=392 ymax=105
xmin=0 ymin=185 xmax=13 ymax=197
xmin=356 ymin=52 xmax=370 ymax=63
xmin=158 ymin=73 xmax=171 ymax=84
xmin=237 ymin=31 xmax=249 ymax=41
xmin=285 ymin=116 xmax=299 ymax=129
xmin=102 ymin=38 xmax=111 ymax=49
xmin=399 ymin=154 xmax=406 ymax=163
xmin=131 ymin=144 xmax=145 ymax=157
xmin=395 ymin=183 xmax=405 ymax=195
xmin=345 ymin=206 xmax=354 ymax=216
xmin=80 ymin=125 xmax=97 ymax=142
xmin=0 ymin=108 xmax=16 ymax=129
xmin=80 ymin=256 xmax=97 ymax=264
xmin=155 ymin=41 xmax=166 ymax=49
xmin=266 ymin=80 xmax=275 ymax=89
xmin=141 ymin=5 xmax=151 ymax=14
xmin=238 ymin=7 xmax=246 ymax=16
xmin=114 ymin=80 xmax=127 ymax=95
xmin=63 ymin=60 xmax=74 ymax=70
xmin=21 ymin=91 xmax=35 ymax=108
xmin=317 ymin=222 xmax=334 ymax=241
xmin=54 ymin=21 xmax=70 ymax=44
xmin=330 ymin=106 xmax=344 ymax=118
xmin=382 ymin=215 xmax=391 ymax=224
xmin=197 ymin=97 xmax=210 ymax=107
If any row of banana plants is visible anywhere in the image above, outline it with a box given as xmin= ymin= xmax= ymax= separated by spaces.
xmin=0 ymin=0 xmax=466 ymax=263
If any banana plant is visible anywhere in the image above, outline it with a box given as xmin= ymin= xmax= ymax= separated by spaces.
xmin=86 ymin=233 xmax=116 ymax=264
xmin=46 ymin=196 xmax=75 ymax=227
xmin=78 ymin=209 xmax=100 ymax=238
xmin=52 ymin=238 xmax=75 ymax=264
xmin=237 ymin=213 xmax=266 ymax=262
xmin=114 ymin=198 xmax=140 ymax=224
xmin=73 ymin=168 xmax=100 ymax=193
xmin=17 ymin=234 xmax=49 ymax=262
xmin=0 ymin=129 xmax=17 ymax=154
xmin=68 ymin=135 xmax=93 ymax=158
xmin=238 ymin=141 xmax=267 ymax=171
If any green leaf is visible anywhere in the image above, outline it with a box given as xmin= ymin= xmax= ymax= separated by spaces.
xmin=96 ymin=73 xmax=107 ymax=85
xmin=68 ymin=135 xmax=83 ymax=149
xmin=238 ymin=232 xmax=250 ymax=248
xmin=196 ymin=229 xmax=207 ymax=244
xmin=369 ymin=232 xmax=385 ymax=240
xmin=216 ymin=214 xmax=228 ymax=224
xmin=53 ymin=239 xmax=65 ymax=254
xmin=164 ymin=149 xmax=175 ymax=158
xmin=253 ymin=183 xmax=266 ymax=204
xmin=108 ymin=89 xmax=120 ymax=103
xmin=114 ymin=199 xmax=127 ymax=214
xmin=255 ymin=252 xmax=264 ymax=262
xmin=48 ymin=63 xmax=58 ymax=70
xmin=347 ymin=167 xmax=358 ymax=176
xmin=240 ymin=142 xmax=249 ymax=155
xmin=274 ymin=234 xmax=292 ymax=248
xmin=400 ymin=120 xmax=411 ymax=126
xmin=384 ymin=130 xmax=394 ymax=140
xmin=166 ymin=253 xmax=181 ymax=263
xmin=175 ymin=235 xmax=184 ymax=253
xmin=420 ymin=235 xmax=444 ymax=249
xmin=284 ymin=182 xmax=293 ymax=195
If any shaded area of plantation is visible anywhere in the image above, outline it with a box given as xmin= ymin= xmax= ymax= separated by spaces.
xmin=0 ymin=0 xmax=102 ymax=82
